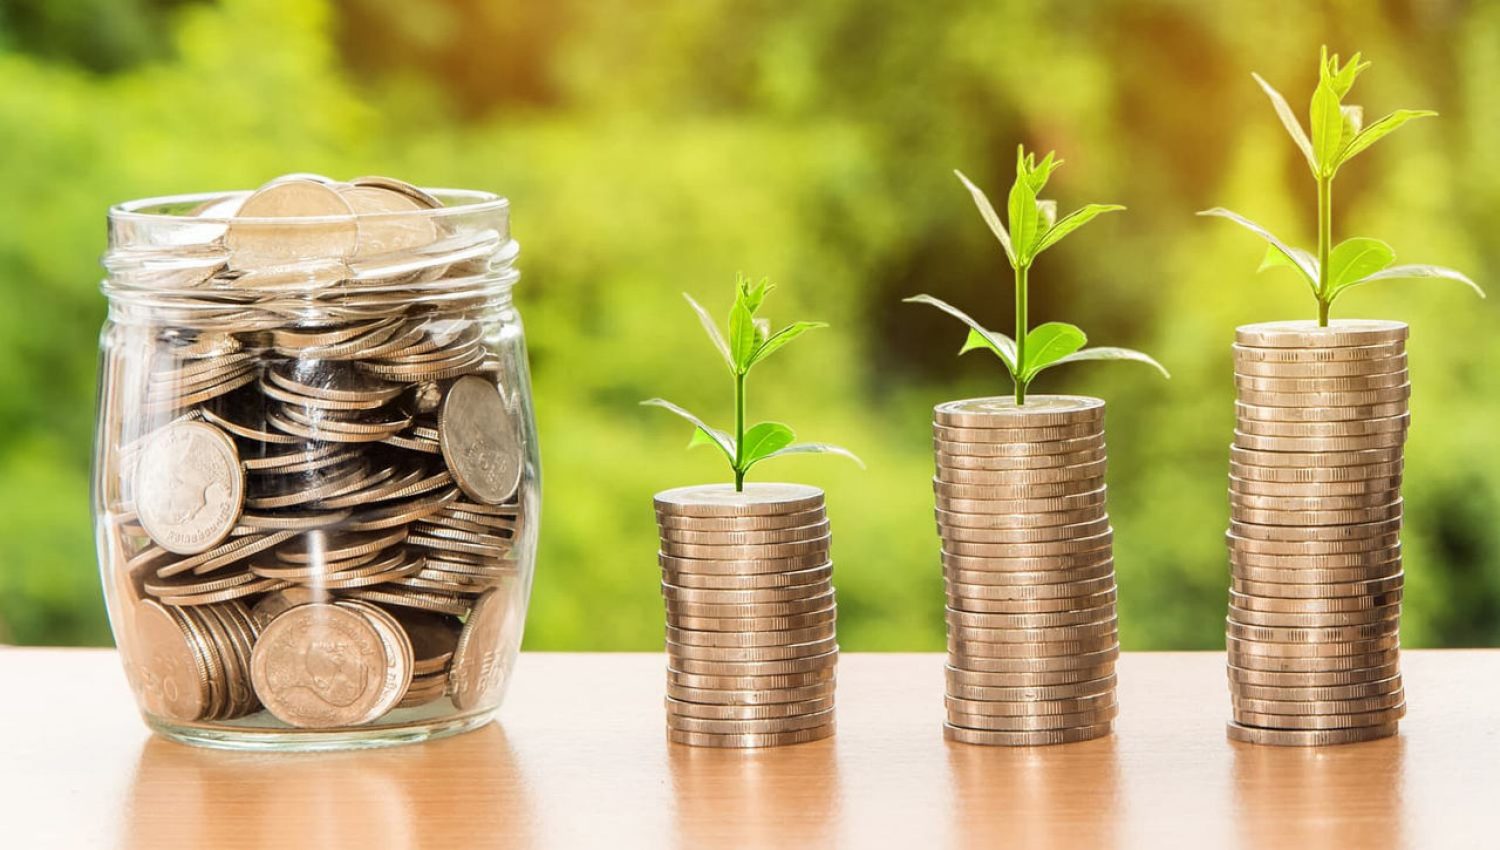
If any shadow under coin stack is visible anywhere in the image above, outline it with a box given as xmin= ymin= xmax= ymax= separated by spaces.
xmin=655 ymin=483 xmax=838 ymax=748
xmin=933 ymin=397 xmax=1120 ymax=746
xmin=1226 ymin=320 xmax=1409 ymax=746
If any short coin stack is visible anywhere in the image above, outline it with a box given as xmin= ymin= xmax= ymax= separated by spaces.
xmin=655 ymin=483 xmax=837 ymax=748
xmin=1226 ymin=319 xmax=1409 ymax=746
xmin=933 ymin=396 xmax=1120 ymax=746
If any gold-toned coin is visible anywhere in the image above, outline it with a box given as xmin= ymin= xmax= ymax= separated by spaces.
xmin=945 ymin=604 xmax=1116 ymax=630
xmin=668 ymin=649 xmax=838 ymax=677
xmin=948 ymin=588 xmax=1118 ymax=616
xmin=932 ymin=434 xmax=1105 ymax=458
xmin=658 ymin=522 xmax=830 ymax=549
xmin=946 ymin=575 xmax=1115 ymax=601
xmin=1231 ymin=503 xmax=1403 ymax=528
xmin=932 ymin=422 xmax=1103 ymax=444
xmin=1233 ymin=319 xmax=1408 ymax=349
xmin=1228 ymin=516 xmax=1402 ymax=543
xmin=665 ymin=695 xmax=835 ymax=720
xmin=666 ymin=706 xmax=836 ymax=737
xmin=1235 ymin=412 xmax=1409 ymax=438
xmin=123 ymin=600 xmax=210 ymax=722
xmin=666 ymin=722 xmax=834 ymax=748
xmin=1235 ymin=370 xmax=1409 ymax=393
xmin=945 ymin=562 xmax=1115 ymax=588
xmin=1229 ymin=589 xmax=1402 ymax=615
xmin=946 ymin=673 xmax=1116 ymax=702
xmin=1231 ymin=573 xmax=1404 ymax=600
xmin=1232 ymin=353 xmax=1407 ymax=378
xmin=668 ymin=605 xmax=836 ymax=634
xmin=439 ymin=376 xmax=523 ymax=505
xmin=935 ymin=485 xmax=1108 ymax=515
xmin=654 ymin=507 xmax=826 ymax=531
xmin=1227 ymin=648 xmax=1401 ymax=674
xmin=665 ymin=680 xmax=836 ymax=706
xmin=944 ymin=691 xmax=1115 ymax=717
xmin=1232 ymin=689 xmax=1404 ymax=717
xmin=666 ymin=622 xmax=835 ymax=648
xmin=1229 ymin=546 xmax=1401 ymax=570
xmin=654 ymin=483 xmax=824 ymax=518
xmin=335 ymin=600 xmax=416 ymax=721
xmin=1229 ymin=445 xmax=1402 ymax=469
xmin=1229 ymin=675 xmax=1403 ymax=701
xmin=449 ymin=588 xmax=516 ymax=710
xmin=1228 ymin=476 xmax=1403 ymax=499
xmin=1225 ymin=721 xmax=1398 ymax=746
xmin=1227 ymin=604 xmax=1401 ymax=629
xmin=943 ymin=721 xmax=1111 ymax=746
xmin=939 ymin=516 xmax=1112 ymax=545
xmin=666 ymin=667 xmax=834 ymax=691
xmin=946 ymin=702 xmax=1118 ymax=731
xmin=934 ymin=446 xmax=1107 ymax=471
xmin=658 ymin=534 xmax=832 ymax=561
xmin=664 ymin=590 xmax=836 ymax=620
xmin=936 ymin=458 xmax=1109 ymax=486
xmin=933 ymin=395 xmax=1104 ymax=428
xmin=945 ymin=663 xmax=1116 ymax=689
xmin=1226 ymin=634 xmax=1400 ymax=659
xmin=659 ymin=551 xmax=831 ymax=576
xmin=933 ymin=476 xmax=1106 ymax=501
xmin=1230 ymin=561 xmax=1402 ymax=586
xmin=942 ymin=529 xmax=1113 ymax=559
xmin=1227 ymin=664 xmax=1401 ymax=688
xmin=663 ymin=563 xmax=833 ymax=590
xmin=948 ymin=616 xmax=1117 ymax=645
xmin=949 ymin=646 xmax=1120 ymax=675
xmin=949 ymin=634 xmax=1119 ymax=660
xmin=1234 ymin=398 xmax=1408 ymax=423
xmin=1229 ymin=490 xmax=1400 ymax=512
xmin=662 ymin=580 xmax=832 ymax=606
xmin=1232 ymin=703 xmax=1405 ymax=730
xmin=249 ymin=602 xmax=399 ymax=728
xmin=934 ymin=505 xmax=1107 ymax=531
xmin=1225 ymin=531 xmax=1401 ymax=555
xmin=665 ymin=635 xmax=838 ymax=663
xmin=227 ymin=179 xmax=358 ymax=270
xmin=1232 ymin=430 xmax=1407 ymax=453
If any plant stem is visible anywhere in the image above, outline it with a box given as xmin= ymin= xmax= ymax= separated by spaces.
xmin=1014 ymin=263 xmax=1029 ymax=405
xmin=1317 ymin=175 xmax=1333 ymax=327
xmin=733 ymin=370 xmax=746 ymax=491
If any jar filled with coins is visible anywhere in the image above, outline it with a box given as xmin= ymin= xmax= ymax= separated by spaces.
xmin=94 ymin=175 xmax=538 ymax=749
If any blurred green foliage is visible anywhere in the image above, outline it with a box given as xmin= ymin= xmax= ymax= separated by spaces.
xmin=0 ymin=0 xmax=1496 ymax=649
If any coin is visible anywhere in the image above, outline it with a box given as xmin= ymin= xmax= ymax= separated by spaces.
xmin=1227 ymin=648 xmax=1401 ymax=673
xmin=662 ymin=580 xmax=833 ymax=605
xmin=1227 ymin=604 xmax=1401 ymax=629
xmin=946 ymin=575 xmax=1116 ymax=601
xmin=933 ymin=505 xmax=1107 ymax=530
xmin=945 ymin=702 xmax=1118 ymax=731
xmin=667 ymin=667 xmax=835 ymax=691
xmin=654 ymin=483 xmax=824 ymax=517
xmin=666 ymin=695 xmax=835 ymax=720
xmin=936 ymin=458 xmax=1109 ymax=485
xmin=1229 ymin=490 xmax=1399 ymax=511
xmin=1234 ymin=370 xmax=1409 ymax=393
xmin=660 ymin=552 xmax=831 ymax=576
xmin=665 ymin=636 xmax=839 ymax=663
xmin=438 ymin=376 xmax=523 ymax=505
xmin=933 ymin=476 xmax=1106 ymax=501
xmin=945 ymin=562 xmax=1115 ymax=588
xmin=658 ymin=534 xmax=832 ymax=561
xmin=665 ymin=623 xmax=835 ymax=648
xmin=1232 ymin=431 xmax=1407 ymax=453
xmin=227 ymin=179 xmax=358 ymax=270
xmin=1232 ymin=354 xmax=1406 ymax=377
xmin=945 ymin=663 xmax=1116 ymax=689
xmin=932 ymin=434 xmax=1105 ymax=458
xmin=933 ymin=395 xmax=1104 ymax=428
xmin=949 ymin=646 xmax=1120 ymax=674
xmin=934 ymin=446 xmax=1107 ymax=471
xmin=250 ymin=602 xmax=398 ymax=728
xmin=666 ymin=723 xmax=835 ymax=748
xmin=948 ymin=588 xmax=1118 ymax=615
xmin=665 ymin=680 xmax=836 ymax=706
xmin=942 ymin=529 xmax=1113 ymax=558
xmin=1229 ymin=547 xmax=1401 ymax=570
xmin=654 ymin=507 xmax=827 ymax=531
xmin=942 ymin=721 xmax=1112 ymax=746
xmin=668 ymin=605 xmax=836 ymax=634
xmin=123 ymin=600 xmax=210 ymax=722
xmin=1227 ymin=664 xmax=1401 ymax=688
xmin=938 ymin=516 xmax=1113 ymax=545
xmin=1228 ymin=445 xmax=1402 ymax=469
xmin=1234 ymin=412 xmax=1409 ymax=438
xmin=1232 ymin=703 xmax=1405 ymax=729
xmin=1224 ymin=721 xmax=1398 ymax=746
xmin=1233 ymin=319 xmax=1408 ymax=348
xmin=1232 ymin=503 xmax=1403 ymax=528
xmin=1231 ymin=689 xmax=1405 ymax=716
xmin=1231 ymin=573 xmax=1404 ymax=600
xmin=664 ymin=590 xmax=836 ymax=619
xmin=933 ymin=422 xmax=1103 ymax=443
xmin=947 ymin=616 xmax=1118 ymax=644
xmin=669 ymin=649 xmax=838 ymax=677
xmin=946 ymin=673 xmax=1117 ymax=702
xmin=658 ymin=520 xmax=831 ymax=545
xmin=1231 ymin=340 xmax=1405 ymax=363
xmin=935 ymin=485 xmax=1108 ymax=515
xmin=1226 ymin=634 xmax=1400 ymax=658
xmin=134 ymin=422 xmax=245 ymax=555
xmin=663 ymin=563 xmax=834 ymax=591
xmin=666 ymin=706 xmax=836 ymax=736
xmin=944 ymin=691 xmax=1115 ymax=717
xmin=448 ymin=588 xmax=514 ymax=710
xmin=945 ymin=604 xmax=1117 ymax=630
xmin=1228 ymin=516 xmax=1402 ymax=542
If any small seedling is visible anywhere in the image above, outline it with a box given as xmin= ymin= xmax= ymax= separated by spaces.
xmin=1201 ymin=46 xmax=1484 ymax=325
xmin=907 ymin=146 xmax=1168 ymax=405
xmin=644 ymin=275 xmax=861 ymax=491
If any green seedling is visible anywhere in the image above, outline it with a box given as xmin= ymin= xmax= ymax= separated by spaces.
xmin=1201 ymin=46 xmax=1483 ymax=325
xmin=644 ymin=274 xmax=861 ymax=491
xmin=907 ymin=146 xmax=1168 ymax=405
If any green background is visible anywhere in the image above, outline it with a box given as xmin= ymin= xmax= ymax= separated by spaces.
xmin=1 ymin=0 xmax=1496 ymax=650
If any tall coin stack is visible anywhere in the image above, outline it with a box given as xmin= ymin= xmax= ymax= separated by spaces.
xmin=655 ymin=483 xmax=838 ymax=748
xmin=933 ymin=396 xmax=1121 ymax=746
xmin=1226 ymin=319 xmax=1409 ymax=746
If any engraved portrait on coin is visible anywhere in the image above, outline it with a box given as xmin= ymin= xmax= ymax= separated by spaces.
xmin=134 ymin=421 xmax=245 ymax=555
xmin=439 ymin=376 xmax=522 ymax=505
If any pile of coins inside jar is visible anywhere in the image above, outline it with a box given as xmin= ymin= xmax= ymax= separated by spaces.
xmin=933 ymin=397 xmax=1121 ymax=746
xmin=1225 ymin=320 xmax=1409 ymax=746
xmin=103 ymin=174 xmax=530 ymax=730
xmin=655 ymin=483 xmax=838 ymax=748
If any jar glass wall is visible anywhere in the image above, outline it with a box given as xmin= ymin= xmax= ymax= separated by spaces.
xmin=93 ymin=179 xmax=539 ymax=749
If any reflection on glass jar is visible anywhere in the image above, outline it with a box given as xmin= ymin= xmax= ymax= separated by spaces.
xmin=94 ymin=176 xmax=539 ymax=749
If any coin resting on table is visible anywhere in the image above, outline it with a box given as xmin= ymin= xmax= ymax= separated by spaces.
xmin=97 ymin=174 xmax=536 ymax=741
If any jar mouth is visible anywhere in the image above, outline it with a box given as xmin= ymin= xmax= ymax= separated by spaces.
xmin=108 ymin=188 xmax=509 ymax=226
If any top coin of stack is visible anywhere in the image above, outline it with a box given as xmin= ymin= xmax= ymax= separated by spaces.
xmin=1225 ymin=320 xmax=1409 ymax=746
xmin=933 ymin=396 xmax=1121 ymax=746
xmin=655 ymin=483 xmax=837 ymax=748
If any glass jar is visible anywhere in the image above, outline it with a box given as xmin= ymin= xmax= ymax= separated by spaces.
xmin=93 ymin=176 xmax=539 ymax=750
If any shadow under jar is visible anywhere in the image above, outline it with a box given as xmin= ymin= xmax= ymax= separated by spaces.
xmin=94 ymin=177 xmax=539 ymax=750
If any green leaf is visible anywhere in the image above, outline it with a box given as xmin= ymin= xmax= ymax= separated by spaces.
xmin=739 ymin=421 xmax=796 ymax=467
xmin=1257 ymin=245 xmax=1318 ymax=297
xmin=1049 ymin=346 xmax=1171 ymax=379
xmin=1336 ymin=109 xmax=1437 ymax=168
xmin=904 ymin=294 xmax=1017 ymax=375
xmin=958 ymin=328 xmax=1019 ymax=373
xmin=727 ymin=300 xmax=757 ymax=372
xmin=1326 ymin=237 xmax=1395 ymax=294
xmin=1033 ymin=203 xmax=1126 ymax=257
xmin=682 ymin=293 xmax=733 ymax=370
xmin=954 ymin=170 xmax=1014 ymax=265
xmin=756 ymin=442 xmax=865 ymax=470
xmin=1251 ymin=72 xmax=1316 ymax=172
xmin=1310 ymin=78 xmax=1345 ymax=175
xmin=1020 ymin=322 xmax=1087 ymax=380
xmin=748 ymin=321 xmax=826 ymax=368
xmin=1337 ymin=264 xmax=1485 ymax=301
xmin=737 ymin=274 xmax=772 ymax=314
xmin=1007 ymin=162 xmax=1041 ymax=266
xmin=1036 ymin=199 xmax=1058 ymax=231
xmin=641 ymin=399 xmax=735 ymax=462
xmin=1198 ymin=208 xmax=1318 ymax=286
xmin=753 ymin=318 xmax=770 ymax=347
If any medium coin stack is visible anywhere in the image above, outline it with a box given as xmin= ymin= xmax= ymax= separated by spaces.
xmin=106 ymin=174 xmax=529 ymax=730
xmin=1226 ymin=319 xmax=1409 ymax=746
xmin=933 ymin=396 xmax=1120 ymax=746
xmin=655 ymin=483 xmax=838 ymax=748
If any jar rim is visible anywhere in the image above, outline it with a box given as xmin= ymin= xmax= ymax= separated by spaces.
xmin=108 ymin=187 xmax=509 ymax=226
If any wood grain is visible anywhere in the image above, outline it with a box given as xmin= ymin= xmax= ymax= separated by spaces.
xmin=3 ymin=648 xmax=1497 ymax=848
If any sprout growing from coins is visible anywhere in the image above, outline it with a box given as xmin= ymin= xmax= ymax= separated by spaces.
xmin=644 ymin=275 xmax=861 ymax=491
xmin=1200 ymin=46 xmax=1484 ymax=325
xmin=907 ymin=146 xmax=1168 ymax=405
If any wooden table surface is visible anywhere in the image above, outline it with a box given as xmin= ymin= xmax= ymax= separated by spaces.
xmin=4 ymin=648 xmax=1497 ymax=849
